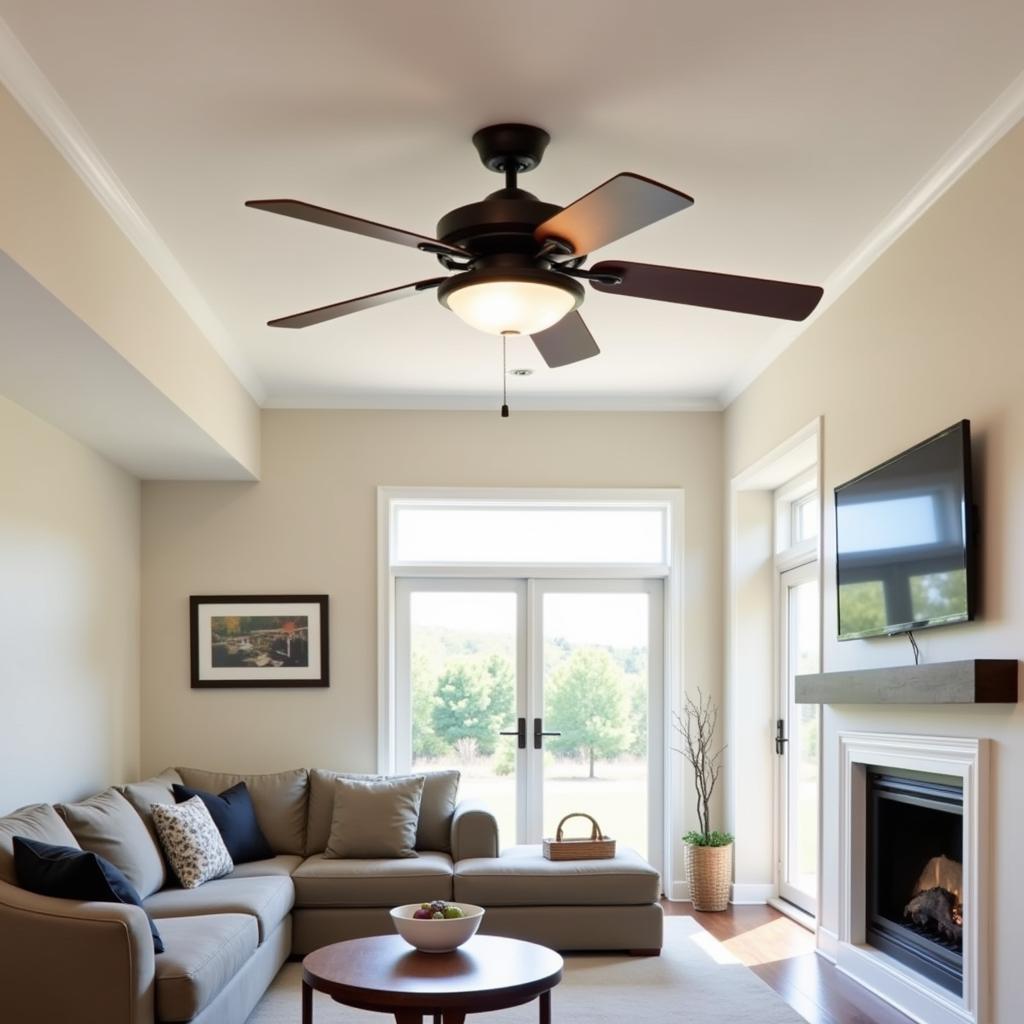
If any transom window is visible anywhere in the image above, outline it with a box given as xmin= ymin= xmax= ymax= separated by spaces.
xmin=391 ymin=501 xmax=670 ymax=567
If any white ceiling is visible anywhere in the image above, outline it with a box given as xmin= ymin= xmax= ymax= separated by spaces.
xmin=2 ymin=1 xmax=1023 ymax=410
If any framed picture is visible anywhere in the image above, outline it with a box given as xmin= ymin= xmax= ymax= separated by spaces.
xmin=190 ymin=595 xmax=329 ymax=689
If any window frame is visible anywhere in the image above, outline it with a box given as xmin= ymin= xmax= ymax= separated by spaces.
xmin=388 ymin=496 xmax=672 ymax=572
xmin=378 ymin=486 xmax=684 ymax=894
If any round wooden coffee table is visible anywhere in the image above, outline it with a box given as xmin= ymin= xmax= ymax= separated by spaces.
xmin=302 ymin=933 xmax=563 ymax=1024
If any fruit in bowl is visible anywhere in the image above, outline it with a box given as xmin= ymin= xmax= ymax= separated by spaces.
xmin=390 ymin=901 xmax=485 ymax=952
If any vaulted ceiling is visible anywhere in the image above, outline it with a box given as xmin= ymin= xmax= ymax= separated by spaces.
xmin=2 ymin=1 xmax=1023 ymax=409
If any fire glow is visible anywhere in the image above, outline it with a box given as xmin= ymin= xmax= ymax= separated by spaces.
xmin=904 ymin=854 xmax=963 ymax=942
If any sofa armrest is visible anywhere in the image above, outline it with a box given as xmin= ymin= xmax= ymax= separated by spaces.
xmin=0 ymin=880 xmax=155 ymax=1024
xmin=450 ymin=800 xmax=499 ymax=861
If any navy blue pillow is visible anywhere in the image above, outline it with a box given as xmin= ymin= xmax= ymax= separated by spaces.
xmin=172 ymin=781 xmax=272 ymax=864
xmin=13 ymin=836 xmax=164 ymax=953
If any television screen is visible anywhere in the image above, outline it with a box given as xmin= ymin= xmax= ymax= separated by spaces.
xmin=836 ymin=421 xmax=974 ymax=641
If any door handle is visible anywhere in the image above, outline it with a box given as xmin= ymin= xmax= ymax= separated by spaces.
xmin=499 ymin=717 xmax=526 ymax=750
xmin=775 ymin=718 xmax=788 ymax=756
xmin=534 ymin=717 xmax=561 ymax=750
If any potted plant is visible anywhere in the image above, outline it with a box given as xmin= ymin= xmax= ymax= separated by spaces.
xmin=674 ymin=690 xmax=733 ymax=911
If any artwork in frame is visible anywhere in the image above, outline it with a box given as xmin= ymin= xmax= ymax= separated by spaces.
xmin=190 ymin=595 xmax=329 ymax=689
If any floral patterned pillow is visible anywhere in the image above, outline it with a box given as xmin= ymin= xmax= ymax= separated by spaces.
xmin=152 ymin=796 xmax=233 ymax=889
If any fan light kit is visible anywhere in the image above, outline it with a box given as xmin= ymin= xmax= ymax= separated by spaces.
xmin=438 ymin=270 xmax=582 ymax=337
xmin=247 ymin=123 xmax=824 ymax=413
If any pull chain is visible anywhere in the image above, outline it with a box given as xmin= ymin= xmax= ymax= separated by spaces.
xmin=501 ymin=334 xmax=509 ymax=418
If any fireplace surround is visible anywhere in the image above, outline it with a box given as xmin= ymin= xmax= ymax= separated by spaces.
xmin=836 ymin=732 xmax=988 ymax=1024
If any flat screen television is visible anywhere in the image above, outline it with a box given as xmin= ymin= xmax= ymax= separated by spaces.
xmin=835 ymin=420 xmax=975 ymax=641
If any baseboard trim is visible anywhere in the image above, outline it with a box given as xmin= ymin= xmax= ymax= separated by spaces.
xmin=667 ymin=880 xmax=690 ymax=902
xmin=730 ymin=882 xmax=773 ymax=905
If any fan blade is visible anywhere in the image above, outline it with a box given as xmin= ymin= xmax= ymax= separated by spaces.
xmin=590 ymin=260 xmax=823 ymax=321
xmin=246 ymin=199 xmax=469 ymax=259
xmin=268 ymin=278 xmax=446 ymax=329
xmin=534 ymin=173 xmax=693 ymax=256
xmin=531 ymin=311 xmax=600 ymax=368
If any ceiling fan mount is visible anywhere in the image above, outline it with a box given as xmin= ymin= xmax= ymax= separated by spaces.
xmin=246 ymin=123 xmax=824 ymax=367
xmin=471 ymin=122 xmax=551 ymax=174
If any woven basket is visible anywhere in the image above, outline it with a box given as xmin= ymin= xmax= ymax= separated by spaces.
xmin=543 ymin=813 xmax=616 ymax=860
xmin=685 ymin=841 xmax=733 ymax=911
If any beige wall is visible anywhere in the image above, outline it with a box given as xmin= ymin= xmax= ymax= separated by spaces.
xmin=141 ymin=409 xmax=723 ymax=877
xmin=0 ymin=85 xmax=261 ymax=478
xmin=0 ymin=397 xmax=140 ymax=813
xmin=724 ymin=122 xmax=1023 ymax=1013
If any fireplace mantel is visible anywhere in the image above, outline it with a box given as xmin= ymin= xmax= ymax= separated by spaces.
xmin=795 ymin=659 xmax=1017 ymax=705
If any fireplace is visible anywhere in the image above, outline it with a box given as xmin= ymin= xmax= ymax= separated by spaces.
xmin=837 ymin=733 xmax=986 ymax=1024
xmin=866 ymin=767 xmax=964 ymax=995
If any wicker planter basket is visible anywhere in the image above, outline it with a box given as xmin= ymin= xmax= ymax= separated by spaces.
xmin=685 ymin=841 xmax=733 ymax=911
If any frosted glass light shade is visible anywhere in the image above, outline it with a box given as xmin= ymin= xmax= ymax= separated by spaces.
xmin=442 ymin=279 xmax=578 ymax=336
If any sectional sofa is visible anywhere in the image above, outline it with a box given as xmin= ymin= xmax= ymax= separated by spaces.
xmin=0 ymin=766 xmax=663 ymax=1024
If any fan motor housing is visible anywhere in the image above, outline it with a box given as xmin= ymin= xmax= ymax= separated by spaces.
xmin=437 ymin=190 xmax=563 ymax=256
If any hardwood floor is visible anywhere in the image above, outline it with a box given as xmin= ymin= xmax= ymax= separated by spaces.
xmin=662 ymin=900 xmax=915 ymax=1024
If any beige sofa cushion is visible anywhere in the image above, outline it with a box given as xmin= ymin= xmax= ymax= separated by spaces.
xmin=0 ymin=804 xmax=79 ymax=885
xmin=144 ymin=874 xmax=294 ymax=942
xmin=225 ymin=854 xmax=303 ymax=879
xmin=57 ymin=788 xmax=166 ymax=898
xmin=292 ymin=851 xmax=453 ymax=908
xmin=306 ymin=769 xmax=459 ymax=854
xmin=176 ymin=767 xmax=308 ymax=855
xmin=119 ymin=768 xmax=183 ymax=844
xmin=453 ymin=844 xmax=661 ymax=906
xmin=155 ymin=913 xmax=258 ymax=1022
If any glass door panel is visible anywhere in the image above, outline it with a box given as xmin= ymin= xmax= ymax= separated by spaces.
xmin=536 ymin=585 xmax=660 ymax=860
xmin=779 ymin=565 xmax=820 ymax=913
xmin=406 ymin=586 xmax=522 ymax=846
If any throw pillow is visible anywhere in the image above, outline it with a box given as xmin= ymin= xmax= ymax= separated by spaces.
xmin=151 ymin=797 xmax=233 ymax=889
xmin=0 ymin=803 xmax=79 ymax=886
xmin=13 ymin=836 xmax=164 ymax=953
xmin=324 ymin=775 xmax=425 ymax=859
xmin=57 ymin=787 xmax=167 ymax=898
xmin=305 ymin=769 xmax=460 ymax=854
xmin=172 ymin=782 xmax=273 ymax=864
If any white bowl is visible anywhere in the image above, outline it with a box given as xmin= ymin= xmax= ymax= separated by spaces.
xmin=390 ymin=903 xmax=485 ymax=953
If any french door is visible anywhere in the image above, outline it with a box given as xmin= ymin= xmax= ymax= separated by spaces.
xmin=395 ymin=578 xmax=663 ymax=865
xmin=776 ymin=560 xmax=820 ymax=914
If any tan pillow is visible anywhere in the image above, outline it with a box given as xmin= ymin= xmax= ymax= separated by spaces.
xmin=307 ymin=769 xmax=459 ymax=854
xmin=57 ymin=788 xmax=166 ymax=898
xmin=0 ymin=804 xmax=79 ymax=885
xmin=306 ymin=770 xmax=378 ymax=855
xmin=324 ymin=776 xmax=424 ymax=859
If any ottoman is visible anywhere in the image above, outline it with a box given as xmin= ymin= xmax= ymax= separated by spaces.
xmin=453 ymin=844 xmax=663 ymax=955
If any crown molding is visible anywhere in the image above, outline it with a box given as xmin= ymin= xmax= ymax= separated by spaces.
xmin=720 ymin=67 xmax=1024 ymax=408
xmin=262 ymin=391 xmax=724 ymax=413
xmin=0 ymin=16 xmax=266 ymax=403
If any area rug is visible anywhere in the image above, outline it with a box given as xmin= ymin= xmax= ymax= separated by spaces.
xmin=247 ymin=917 xmax=806 ymax=1023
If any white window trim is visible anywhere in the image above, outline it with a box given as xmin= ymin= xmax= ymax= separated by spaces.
xmin=774 ymin=466 xmax=819 ymax=557
xmin=377 ymin=485 xmax=684 ymax=893
xmin=772 ymin=466 xmax=822 ymax=921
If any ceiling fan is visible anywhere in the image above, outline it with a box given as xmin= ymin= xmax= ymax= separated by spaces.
xmin=247 ymin=123 xmax=823 ymax=370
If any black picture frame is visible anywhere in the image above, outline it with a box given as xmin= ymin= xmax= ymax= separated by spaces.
xmin=189 ymin=595 xmax=329 ymax=689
